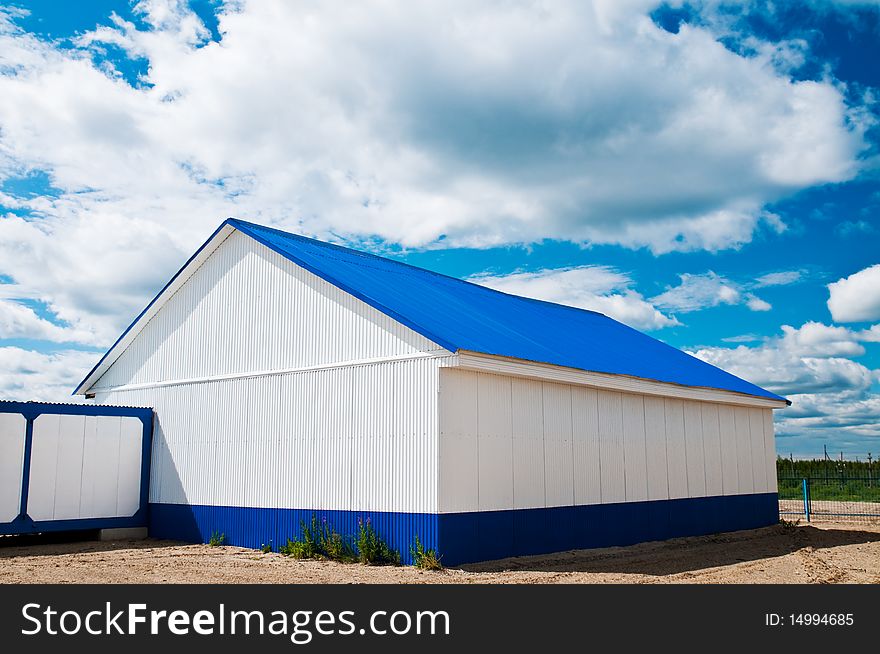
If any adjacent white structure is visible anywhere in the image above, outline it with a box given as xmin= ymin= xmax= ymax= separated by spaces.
xmin=76 ymin=219 xmax=788 ymax=564
xmin=0 ymin=402 xmax=152 ymax=537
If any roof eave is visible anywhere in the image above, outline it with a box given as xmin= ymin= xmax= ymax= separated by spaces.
xmin=450 ymin=350 xmax=790 ymax=409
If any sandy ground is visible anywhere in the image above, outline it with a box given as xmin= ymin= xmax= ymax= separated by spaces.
xmin=2 ymin=521 xmax=879 ymax=584
xmin=779 ymin=499 xmax=880 ymax=518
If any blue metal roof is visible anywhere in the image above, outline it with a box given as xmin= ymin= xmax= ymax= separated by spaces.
xmin=230 ymin=219 xmax=786 ymax=402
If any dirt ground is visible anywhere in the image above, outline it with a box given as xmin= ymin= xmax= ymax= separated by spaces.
xmin=779 ymin=499 xmax=880 ymax=518
xmin=2 ymin=521 xmax=879 ymax=584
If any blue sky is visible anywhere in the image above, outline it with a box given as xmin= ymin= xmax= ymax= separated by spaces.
xmin=0 ymin=1 xmax=878 ymax=458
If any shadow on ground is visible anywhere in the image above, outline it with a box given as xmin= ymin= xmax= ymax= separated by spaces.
xmin=0 ymin=532 xmax=185 ymax=558
xmin=458 ymin=523 xmax=880 ymax=576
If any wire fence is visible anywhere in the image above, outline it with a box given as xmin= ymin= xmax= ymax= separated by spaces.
xmin=778 ymin=477 xmax=880 ymax=523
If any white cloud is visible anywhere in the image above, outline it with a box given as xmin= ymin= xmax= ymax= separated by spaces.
xmin=779 ymin=321 xmax=867 ymax=357
xmin=469 ymin=266 xmax=679 ymax=331
xmin=754 ymin=270 xmax=804 ymax=287
xmin=0 ymin=298 xmax=95 ymax=343
xmin=651 ymin=271 xmax=773 ymax=313
xmin=692 ymin=343 xmax=874 ymax=395
xmin=652 ymin=272 xmax=741 ymax=312
xmin=0 ymin=347 xmax=99 ymax=402
xmin=689 ymin=321 xmax=880 ymax=450
xmin=745 ymin=295 xmax=772 ymax=312
xmin=0 ymin=0 xmax=873 ymax=398
xmin=0 ymin=2 xmax=870 ymax=333
xmin=721 ymin=333 xmax=762 ymax=343
xmin=827 ymin=264 xmax=880 ymax=323
xmin=860 ymin=324 xmax=880 ymax=342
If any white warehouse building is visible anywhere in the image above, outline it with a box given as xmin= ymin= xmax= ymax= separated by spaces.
xmin=76 ymin=219 xmax=789 ymax=564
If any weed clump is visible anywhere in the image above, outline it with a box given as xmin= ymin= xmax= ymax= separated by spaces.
xmin=357 ymin=518 xmax=400 ymax=566
xmin=410 ymin=535 xmax=443 ymax=570
xmin=278 ymin=515 xmax=400 ymax=566
xmin=280 ymin=515 xmax=357 ymax=563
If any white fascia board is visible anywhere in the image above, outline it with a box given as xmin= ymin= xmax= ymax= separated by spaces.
xmin=89 ymin=350 xmax=452 ymax=394
xmin=445 ymin=350 xmax=789 ymax=410
xmin=76 ymin=223 xmax=237 ymax=395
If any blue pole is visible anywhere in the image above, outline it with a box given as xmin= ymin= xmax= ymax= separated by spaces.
xmin=802 ymin=478 xmax=810 ymax=522
xmin=17 ymin=416 xmax=35 ymax=520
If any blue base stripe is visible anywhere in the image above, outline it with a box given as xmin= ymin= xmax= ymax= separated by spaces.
xmin=150 ymin=493 xmax=778 ymax=566
xmin=438 ymin=493 xmax=779 ymax=565
xmin=149 ymin=504 xmax=439 ymax=565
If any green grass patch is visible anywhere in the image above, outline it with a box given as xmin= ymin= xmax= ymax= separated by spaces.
xmin=410 ymin=535 xmax=443 ymax=570
xmin=276 ymin=515 xmax=404 ymax=566
xmin=279 ymin=515 xmax=360 ymax=563
xmin=357 ymin=518 xmax=400 ymax=566
xmin=778 ymin=476 xmax=880 ymax=503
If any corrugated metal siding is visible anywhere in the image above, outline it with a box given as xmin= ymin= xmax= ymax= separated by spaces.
xmin=762 ymin=409 xmax=778 ymax=494
xmin=437 ymin=368 xmax=479 ymax=513
xmin=149 ymin=503 xmax=440 ymax=566
xmin=719 ymin=405 xmax=739 ymax=495
xmin=643 ymin=395 xmax=669 ymax=501
xmin=511 ymin=377 xmax=545 ymax=509
xmin=27 ymin=414 xmax=143 ymax=521
xmin=664 ymin=398 xmax=688 ymax=499
xmin=621 ymin=393 xmax=648 ymax=503
xmin=571 ymin=386 xmax=601 ymax=505
xmin=93 ymin=231 xmax=443 ymax=390
xmin=734 ymin=407 xmax=755 ymax=494
xmin=749 ymin=408 xmax=769 ymax=493
xmin=683 ymin=400 xmax=707 ymax=498
xmin=543 ymin=383 xmax=574 ymax=507
xmin=701 ymin=403 xmax=723 ymax=496
xmin=0 ymin=413 xmax=26 ymax=523
xmin=598 ymin=389 xmax=626 ymax=503
xmin=476 ymin=373 xmax=513 ymax=511
xmin=96 ymin=356 xmax=449 ymax=514
xmin=438 ymin=369 xmax=778 ymax=513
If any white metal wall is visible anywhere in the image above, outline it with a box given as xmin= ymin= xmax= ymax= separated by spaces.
xmin=26 ymin=414 xmax=143 ymax=521
xmin=438 ymin=368 xmax=778 ymax=513
xmin=95 ymin=356 xmax=451 ymax=513
xmin=92 ymin=231 xmax=443 ymax=391
xmin=0 ymin=413 xmax=26 ymax=522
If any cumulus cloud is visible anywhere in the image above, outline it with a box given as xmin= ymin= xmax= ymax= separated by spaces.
xmin=0 ymin=0 xmax=876 ymax=409
xmin=651 ymin=271 xmax=773 ymax=313
xmin=693 ymin=342 xmax=873 ymax=395
xmin=690 ymin=321 xmax=880 ymax=451
xmin=0 ymin=298 xmax=95 ymax=343
xmin=0 ymin=0 xmax=872 ymax=350
xmin=746 ymin=296 xmax=772 ymax=312
xmin=827 ymin=264 xmax=880 ymax=323
xmin=0 ymin=347 xmax=99 ymax=402
xmin=778 ymin=321 xmax=868 ymax=357
xmin=469 ymin=266 xmax=679 ymax=331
